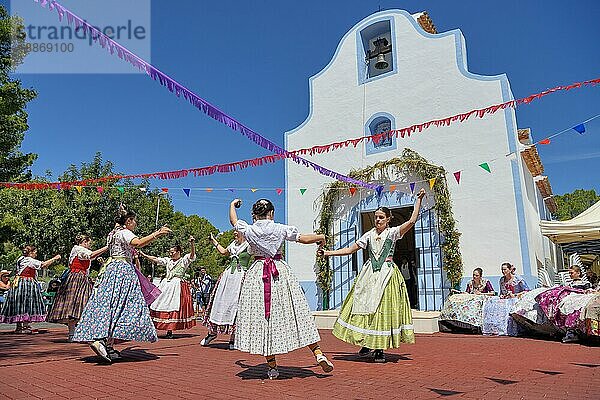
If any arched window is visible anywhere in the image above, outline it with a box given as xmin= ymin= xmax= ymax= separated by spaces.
xmin=365 ymin=114 xmax=396 ymax=155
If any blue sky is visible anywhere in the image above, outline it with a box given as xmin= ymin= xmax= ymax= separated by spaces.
xmin=4 ymin=0 xmax=600 ymax=231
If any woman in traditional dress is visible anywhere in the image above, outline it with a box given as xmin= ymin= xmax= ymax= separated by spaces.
xmin=0 ymin=270 xmax=11 ymax=307
xmin=439 ymin=268 xmax=495 ymax=333
xmin=0 ymin=245 xmax=61 ymax=333
xmin=465 ymin=268 xmax=495 ymax=295
xmin=482 ymin=263 xmax=530 ymax=336
xmin=231 ymin=198 xmax=333 ymax=380
xmin=321 ymin=189 xmax=425 ymax=363
xmin=201 ymin=230 xmax=251 ymax=349
xmin=141 ymin=236 xmax=197 ymax=339
xmin=72 ymin=206 xmax=171 ymax=363
xmin=536 ymin=264 xmax=594 ymax=343
xmin=46 ymin=234 xmax=108 ymax=341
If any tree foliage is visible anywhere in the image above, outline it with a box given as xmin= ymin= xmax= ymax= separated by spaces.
xmin=0 ymin=6 xmax=38 ymax=182
xmin=553 ymin=189 xmax=600 ymax=221
xmin=0 ymin=153 xmax=233 ymax=279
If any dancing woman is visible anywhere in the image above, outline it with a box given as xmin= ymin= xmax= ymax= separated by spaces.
xmin=46 ymin=234 xmax=108 ymax=341
xmin=201 ymin=230 xmax=252 ymax=349
xmin=0 ymin=245 xmax=61 ymax=333
xmin=142 ymin=236 xmax=197 ymax=338
xmin=231 ymin=198 xmax=334 ymax=380
xmin=320 ymin=189 xmax=425 ymax=363
xmin=72 ymin=206 xmax=171 ymax=363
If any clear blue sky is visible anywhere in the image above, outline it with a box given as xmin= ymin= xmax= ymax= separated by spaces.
xmin=4 ymin=0 xmax=600 ymax=231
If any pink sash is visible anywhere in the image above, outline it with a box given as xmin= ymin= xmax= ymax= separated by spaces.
xmin=134 ymin=267 xmax=161 ymax=305
xmin=256 ymin=255 xmax=282 ymax=319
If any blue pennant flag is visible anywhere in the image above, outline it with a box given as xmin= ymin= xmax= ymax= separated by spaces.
xmin=182 ymin=188 xmax=191 ymax=197
xmin=572 ymin=123 xmax=586 ymax=134
xmin=375 ymin=186 xmax=384 ymax=197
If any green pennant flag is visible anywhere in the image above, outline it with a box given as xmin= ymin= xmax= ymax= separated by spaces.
xmin=117 ymin=186 xmax=125 ymax=193
xmin=299 ymin=188 xmax=307 ymax=195
xmin=479 ymin=163 xmax=491 ymax=173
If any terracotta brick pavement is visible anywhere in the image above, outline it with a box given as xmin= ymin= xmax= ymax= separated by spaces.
xmin=0 ymin=325 xmax=598 ymax=399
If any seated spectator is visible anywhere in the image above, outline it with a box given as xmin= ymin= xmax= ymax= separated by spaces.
xmin=536 ymin=265 xmax=595 ymax=343
xmin=499 ymin=262 xmax=530 ymax=298
xmin=482 ymin=263 xmax=529 ymax=336
xmin=0 ymin=270 xmax=12 ymax=306
xmin=465 ymin=268 xmax=495 ymax=295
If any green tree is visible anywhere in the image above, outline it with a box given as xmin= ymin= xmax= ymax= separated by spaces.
xmin=553 ymin=189 xmax=600 ymax=221
xmin=0 ymin=6 xmax=38 ymax=182
xmin=0 ymin=152 xmax=232 ymax=278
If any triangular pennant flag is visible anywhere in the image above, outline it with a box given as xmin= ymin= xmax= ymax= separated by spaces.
xmin=182 ymin=188 xmax=191 ymax=197
xmin=349 ymin=187 xmax=357 ymax=196
xmin=539 ymin=138 xmax=551 ymax=145
xmin=479 ymin=163 xmax=491 ymax=173
xmin=299 ymin=188 xmax=307 ymax=195
xmin=96 ymin=186 xmax=104 ymax=194
xmin=453 ymin=171 xmax=461 ymax=184
xmin=375 ymin=186 xmax=384 ymax=197
xmin=228 ymin=188 xmax=235 ymax=193
xmin=161 ymin=188 xmax=169 ymax=193
xmin=206 ymin=188 xmax=213 ymax=193
xmin=409 ymin=182 xmax=416 ymax=194
xmin=75 ymin=186 xmax=82 ymax=194
xmin=389 ymin=184 xmax=397 ymax=192
xmin=572 ymin=123 xmax=586 ymax=134
xmin=117 ymin=187 xmax=124 ymax=193
xmin=276 ymin=188 xmax=283 ymax=195
xmin=428 ymin=178 xmax=436 ymax=190
xmin=139 ymin=187 xmax=147 ymax=192
xmin=251 ymin=188 xmax=258 ymax=193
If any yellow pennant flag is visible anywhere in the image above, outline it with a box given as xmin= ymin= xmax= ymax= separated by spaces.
xmin=251 ymin=188 xmax=258 ymax=192
xmin=429 ymin=178 xmax=436 ymax=190
xmin=75 ymin=186 xmax=82 ymax=194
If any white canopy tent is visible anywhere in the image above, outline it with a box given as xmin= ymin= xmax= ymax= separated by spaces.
xmin=540 ymin=200 xmax=600 ymax=244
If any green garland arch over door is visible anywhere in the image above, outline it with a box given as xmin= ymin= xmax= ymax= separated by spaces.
xmin=316 ymin=148 xmax=463 ymax=309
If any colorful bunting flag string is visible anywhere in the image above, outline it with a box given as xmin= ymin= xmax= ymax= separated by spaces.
xmin=32 ymin=0 xmax=378 ymax=191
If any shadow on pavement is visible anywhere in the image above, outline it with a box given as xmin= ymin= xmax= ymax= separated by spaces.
xmin=331 ymin=351 xmax=412 ymax=363
xmin=234 ymin=360 xmax=332 ymax=380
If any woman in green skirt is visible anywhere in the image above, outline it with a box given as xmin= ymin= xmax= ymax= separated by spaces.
xmin=320 ymin=188 xmax=425 ymax=363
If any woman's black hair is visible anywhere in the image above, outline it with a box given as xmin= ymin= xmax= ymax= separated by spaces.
xmin=115 ymin=204 xmax=136 ymax=225
xmin=252 ymin=199 xmax=275 ymax=219
xmin=473 ymin=267 xmax=483 ymax=276
xmin=375 ymin=206 xmax=393 ymax=219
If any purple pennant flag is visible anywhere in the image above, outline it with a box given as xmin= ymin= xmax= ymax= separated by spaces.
xmin=182 ymin=188 xmax=191 ymax=197
xmin=409 ymin=182 xmax=416 ymax=194
xmin=572 ymin=123 xmax=586 ymax=134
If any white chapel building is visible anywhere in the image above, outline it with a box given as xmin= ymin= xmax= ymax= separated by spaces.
xmin=284 ymin=10 xmax=558 ymax=311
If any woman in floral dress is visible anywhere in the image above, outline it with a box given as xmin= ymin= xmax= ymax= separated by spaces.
xmin=72 ymin=207 xmax=171 ymax=363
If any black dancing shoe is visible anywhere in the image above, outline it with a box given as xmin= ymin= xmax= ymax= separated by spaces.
xmin=200 ymin=333 xmax=217 ymax=346
xmin=107 ymin=347 xmax=122 ymax=362
xmin=358 ymin=347 xmax=372 ymax=356
xmin=373 ymin=350 xmax=386 ymax=363
xmin=165 ymin=330 xmax=174 ymax=339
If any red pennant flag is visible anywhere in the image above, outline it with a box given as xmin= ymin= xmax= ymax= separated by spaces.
xmin=206 ymin=188 xmax=213 ymax=193
xmin=453 ymin=171 xmax=461 ymax=184
xmin=161 ymin=188 xmax=169 ymax=193
xmin=539 ymin=138 xmax=551 ymax=145
xmin=349 ymin=187 xmax=357 ymax=196
xmin=276 ymin=188 xmax=283 ymax=195
xmin=96 ymin=187 xmax=104 ymax=194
